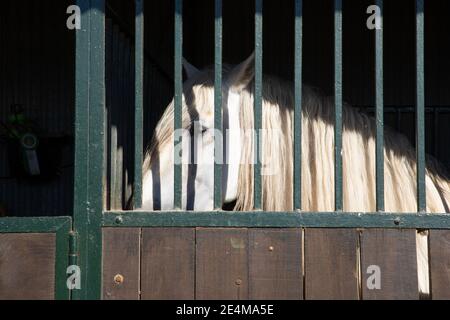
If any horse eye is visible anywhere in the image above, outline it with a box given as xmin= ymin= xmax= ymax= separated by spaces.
xmin=188 ymin=125 xmax=208 ymax=136
xmin=189 ymin=126 xmax=195 ymax=136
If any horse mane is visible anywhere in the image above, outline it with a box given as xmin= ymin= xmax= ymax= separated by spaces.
xmin=236 ymin=76 xmax=450 ymax=213
xmin=143 ymin=69 xmax=450 ymax=213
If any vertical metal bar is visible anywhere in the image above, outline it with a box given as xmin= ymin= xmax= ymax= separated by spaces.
xmin=134 ymin=0 xmax=144 ymax=209
xmin=73 ymin=0 xmax=105 ymax=300
xmin=174 ymin=0 xmax=183 ymax=209
xmin=214 ymin=0 xmax=223 ymax=210
xmin=375 ymin=0 xmax=384 ymax=212
xmin=73 ymin=0 xmax=90 ymax=287
xmin=294 ymin=0 xmax=303 ymax=210
xmin=254 ymin=0 xmax=263 ymax=210
xmin=416 ymin=0 xmax=426 ymax=212
xmin=54 ymin=220 xmax=72 ymax=300
xmin=334 ymin=0 xmax=343 ymax=211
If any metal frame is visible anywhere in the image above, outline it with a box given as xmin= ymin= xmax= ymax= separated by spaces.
xmin=334 ymin=0 xmax=343 ymax=211
xmin=73 ymin=0 xmax=105 ymax=300
xmin=104 ymin=211 xmax=450 ymax=229
xmin=68 ymin=0 xmax=449 ymax=300
xmin=0 ymin=217 xmax=72 ymax=300
xmin=1 ymin=0 xmax=446 ymax=301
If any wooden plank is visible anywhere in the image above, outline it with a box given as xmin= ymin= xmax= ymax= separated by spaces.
xmin=429 ymin=230 xmax=450 ymax=299
xmin=0 ymin=234 xmax=55 ymax=300
xmin=360 ymin=229 xmax=418 ymax=300
xmin=249 ymin=229 xmax=303 ymax=300
xmin=141 ymin=228 xmax=195 ymax=300
xmin=305 ymin=229 xmax=359 ymax=300
xmin=196 ymin=228 xmax=248 ymax=300
xmin=102 ymin=228 xmax=141 ymax=300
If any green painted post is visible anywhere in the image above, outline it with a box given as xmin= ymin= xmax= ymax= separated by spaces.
xmin=214 ymin=0 xmax=223 ymax=210
xmin=416 ymin=0 xmax=426 ymax=213
xmin=134 ymin=0 xmax=144 ymax=209
xmin=254 ymin=0 xmax=263 ymax=210
xmin=174 ymin=0 xmax=183 ymax=210
xmin=294 ymin=0 xmax=303 ymax=211
xmin=55 ymin=219 xmax=72 ymax=300
xmin=103 ymin=211 xmax=450 ymax=230
xmin=375 ymin=0 xmax=385 ymax=212
xmin=73 ymin=0 xmax=105 ymax=300
xmin=334 ymin=0 xmax=343 ymax=211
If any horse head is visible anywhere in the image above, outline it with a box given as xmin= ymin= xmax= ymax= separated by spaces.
xmin=142 ymin=53 xmax=256 ymax=211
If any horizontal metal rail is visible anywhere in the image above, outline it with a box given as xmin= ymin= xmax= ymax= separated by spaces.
xmin=104 ymin=211 xmax=450 ymax=229
xmin=0 ymin=216 xmax=72 ymax=233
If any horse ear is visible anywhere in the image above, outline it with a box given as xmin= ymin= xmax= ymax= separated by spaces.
xmin=183 ymin=58 xmax=200 ymax=79
xmin=227 ymin=52 xmax=255 ymax=92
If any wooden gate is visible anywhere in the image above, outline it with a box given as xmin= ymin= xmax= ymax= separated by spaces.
xmin=101 ymin=227 xmax=450 ymax=300
xmin=75 ymin=0 xmax=450 ymax=300
xmin=1 ymin=0 xmax=450 ymax=300
xmin=0 ymin=217 xmax=71 ymax=300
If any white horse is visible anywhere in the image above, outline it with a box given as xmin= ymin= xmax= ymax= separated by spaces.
xmin=142 ymin=53 xmax=450 ymax=296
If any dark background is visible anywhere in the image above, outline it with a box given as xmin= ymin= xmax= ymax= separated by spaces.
xmin=1 ymin=0 xmax=449 ymax=216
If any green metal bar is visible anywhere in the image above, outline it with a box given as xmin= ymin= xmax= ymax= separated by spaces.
xmin=68 ymin=231 xmax=79 ymax=275
xmin=334 ymin=0 xmax=343 ymax=211
xmin=66 ymin=230 xmax=78 ymax=300
xmin=134 ymin=0 xmax=144 ymax=209
xmin=254 ymin=0 xmax=263 ymax=210
xmin=104 ymin=211 xmax=450 ymax=229
xmin=416 ymin=0 xmax=426 ymax=212
xmin=214 ymin=0 xmax=223 ymax=209
xmin=0 ymin=217 xmax=71 ymax=233
xmin=73 ymin=0 xmax=105 ymax=300
xmin=294 ymin=0 xmax=303 ymax=210
xmin=73 ymin=0 xmax=90 ymax=300
xmin=375 ymin=0 xmax=384 ymax=211
xmin=54 ymin=219 xmax=72 ymax=300
xmin=174 ymin=0 xmax=183 ymax=209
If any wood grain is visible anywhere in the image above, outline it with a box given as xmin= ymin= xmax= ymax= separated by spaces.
xmin=102 ymin=228 xmax=141 ymax=300
xmin=249 ymin=229 xmax=303 ymax=300
xmin=305 ymin=229 xmax=359 ymax=300
xmin=0 ymin=233 xmax=55 ymax=300
xmin=141 ymin=228 xmax=195 ymax=300
xmin=429 ymin=230 xmax=450 ymax=300
xmin=196 ymin=228 xmax=249 ymax=300
xmin=360 ymin=229 xmax=418 ymax=300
